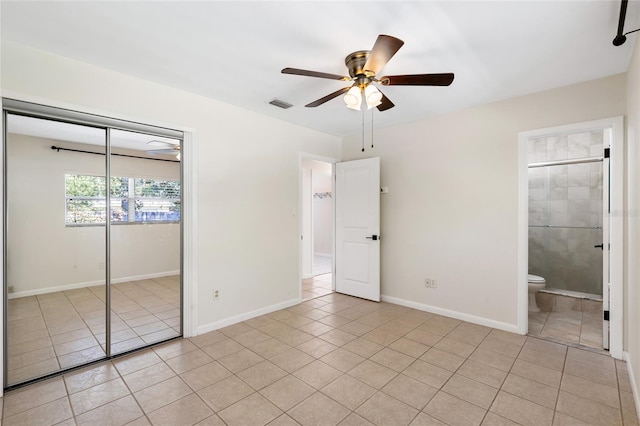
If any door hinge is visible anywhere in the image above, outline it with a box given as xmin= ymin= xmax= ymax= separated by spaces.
xmin=604 ymin=310 xmax=610 ymax=321
xmin=604 ymin=148 xmax=610 ymax=158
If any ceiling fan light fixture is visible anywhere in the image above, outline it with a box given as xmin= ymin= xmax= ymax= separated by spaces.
xmin=364 ymin=85 xmax=383 ymax=109
xmin=344 ymin=86 xmax=362 ymax=110
xmin=282 ymin=34 xmax=454 ymax=112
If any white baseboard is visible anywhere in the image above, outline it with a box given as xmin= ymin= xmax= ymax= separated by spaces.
xmin=381 ymin=294 xmax=521 ymax=335
xmin=623 ymin=351 xmax=640 ymax=421
xmin=197 ymin=297 xmax=301 ymax=335
xmin=8 ymin=270 xmax=180 ymax=299
xmin=314 ymin=252 xmax=331 ymax=258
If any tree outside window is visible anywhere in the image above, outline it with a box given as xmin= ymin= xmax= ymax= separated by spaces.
xmin=65 ymin=174 xmax=180 ymax=225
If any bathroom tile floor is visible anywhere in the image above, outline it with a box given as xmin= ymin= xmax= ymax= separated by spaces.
xmin=529 ymin=309 xmax=603 ymax=349
xmin=528 ymin=294 xmax=604 ymax=350
xmin=2 ymin=292 xmax=638 ymax=426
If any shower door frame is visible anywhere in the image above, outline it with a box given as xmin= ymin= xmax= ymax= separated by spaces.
xmin=517 ymin=116 xmax=624 ymax=359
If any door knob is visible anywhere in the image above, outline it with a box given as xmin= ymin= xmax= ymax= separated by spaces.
xmin=366 ymin=235 xmax=379 ymax=241
xmin=594 ymin=244 xmax=603 ymax=249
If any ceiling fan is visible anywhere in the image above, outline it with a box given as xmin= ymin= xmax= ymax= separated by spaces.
xmin=282 ymin=34 xmax=454 ymax=111
xmin=146 ymin=140 xmax=181 ymax=160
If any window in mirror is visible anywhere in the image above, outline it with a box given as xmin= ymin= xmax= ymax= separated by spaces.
xmin=65 ymin=174 xmax=180 ymax=225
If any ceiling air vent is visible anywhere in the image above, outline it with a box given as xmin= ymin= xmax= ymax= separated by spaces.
xmin=269 ymin=99 xmax=293 ymax=109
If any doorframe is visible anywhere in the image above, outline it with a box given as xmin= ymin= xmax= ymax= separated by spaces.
xmin=0 ymin=93 xmax=198 ymax=392
xmin=517 ymin=116 xmax=624 ymax=359
xmin=301 ymin=167 xmax=314 ymax=279
xmin=298 ymin=153 xmax=338 ymax=300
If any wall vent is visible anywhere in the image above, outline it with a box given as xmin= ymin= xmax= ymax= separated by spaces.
xmin=269 ymin=99 xmax=293 ymax=109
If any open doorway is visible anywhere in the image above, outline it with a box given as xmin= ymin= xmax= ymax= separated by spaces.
xmin=518 ymin=116 xmax=624 ymax=359
xmin=526 ymin=128 xmax=609 ymax=349
xmin=301 ymin=159 xmax=334 ymax=300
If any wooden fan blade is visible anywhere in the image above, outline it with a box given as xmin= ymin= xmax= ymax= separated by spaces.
xmin=363 ymin=35 xmax=404 ymax=75
xmin=306 ymin=87 xmax=351 ymax=107
xmin=376 ymin=91 xmax=395 ymax=112
xmin=282 ymin=67 xmax=349 ymax=81
xmin=381 ymin=73 xmax=455 ymax=86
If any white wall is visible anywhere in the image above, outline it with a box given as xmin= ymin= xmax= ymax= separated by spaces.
xmin=625 ymin=37 xmax=640 ymax=416
xmin=310 ymin=161 xmax=332 ymax=256
xmin=6 ymin=133 xmax=180 ymax=296
xmin=1 ymin=41 xmax=341 ymax=332
xmin=342 ymin=74 xmax=626 ymax=330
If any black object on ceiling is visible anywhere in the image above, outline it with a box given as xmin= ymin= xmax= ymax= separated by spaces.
xmin=613 ymin=0 xmax=639 ymax=46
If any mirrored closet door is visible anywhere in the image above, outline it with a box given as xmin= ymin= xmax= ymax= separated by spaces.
xmin=3 ymin=102 xmax=183 ymax=388
xmin=108 ymin=129 xmax=182 ymax=355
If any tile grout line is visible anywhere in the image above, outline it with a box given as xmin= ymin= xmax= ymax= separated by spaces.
xmin=550 ymin=337 xmax=569 ymax=425
xmin=60 ymin=369 xmax=77 ymax=424
xmin=269 ymin=305 xmax=428 ymax=425
xmin=112 ymin=359 xmax=153 ymax=425
xmin=446 ymin=324 xmax=509 ymax=425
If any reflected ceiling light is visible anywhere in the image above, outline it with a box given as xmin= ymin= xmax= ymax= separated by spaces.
xmin=364 ymin=85 xmax=383 ymax=109
xmin=344 ymin=86 xmax=362 ymax=111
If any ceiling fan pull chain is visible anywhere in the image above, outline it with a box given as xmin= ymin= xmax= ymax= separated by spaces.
xmin=371 ymin=108 xmax=374 ymax=149
xmin=361 ymin=106 xmax=365 ymax=152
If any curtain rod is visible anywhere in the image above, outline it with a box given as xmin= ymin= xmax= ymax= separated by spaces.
xmin=51 ymin=145 xmax=179 ymax=163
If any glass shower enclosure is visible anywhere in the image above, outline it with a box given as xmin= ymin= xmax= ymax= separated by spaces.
xmin=528 ymin=130 xmax=605 ymax=297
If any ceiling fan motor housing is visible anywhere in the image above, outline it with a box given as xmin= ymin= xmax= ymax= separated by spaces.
xmin=345 ymin=50 xmax=375 ymax=83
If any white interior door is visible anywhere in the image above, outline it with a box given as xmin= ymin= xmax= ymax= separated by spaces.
xmin=335 ymin=157 xmax=380 ymax=301
xmin=602 ymin=145 xmax=610 ymax=350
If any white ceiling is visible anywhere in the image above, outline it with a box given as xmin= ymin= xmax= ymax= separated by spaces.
xmin=1 ymin=1 xmax=638 ymax=137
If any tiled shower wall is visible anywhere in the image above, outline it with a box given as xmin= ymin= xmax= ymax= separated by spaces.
xmin=528 ymin=131 xmax=605 ymax=295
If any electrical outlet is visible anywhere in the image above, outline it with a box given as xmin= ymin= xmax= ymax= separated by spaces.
xmin=213 ymin=289 xmax=220 ymax=299
xmin=424 ymin=278 xmax=437 ymax=288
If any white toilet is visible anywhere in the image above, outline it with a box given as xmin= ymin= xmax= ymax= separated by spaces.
xmin=528 ymin=274 xmax=546 ymax=312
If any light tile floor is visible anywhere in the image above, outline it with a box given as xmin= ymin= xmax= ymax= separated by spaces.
xmin=6 ymin=276 xmax=180 ymax=386
xmin=302 ymin=273 xmax=332 ymax=300
xmin=2 ymin=292 xmax=638 ymax=425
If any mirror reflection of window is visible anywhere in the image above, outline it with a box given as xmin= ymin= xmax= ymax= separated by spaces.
xmin=64 ymin=175 xmax=180 ymax=225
